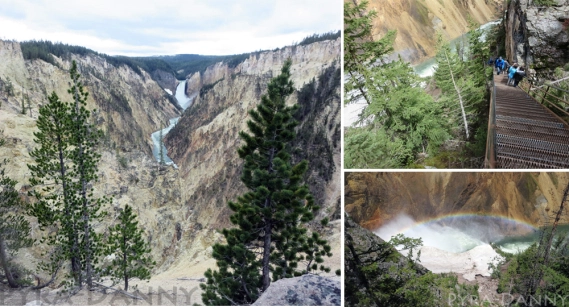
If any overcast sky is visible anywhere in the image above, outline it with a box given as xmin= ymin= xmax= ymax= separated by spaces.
xmin=0 ymin=0 xmax=341 ymax=56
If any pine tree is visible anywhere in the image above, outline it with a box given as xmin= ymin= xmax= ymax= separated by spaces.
xmin=28 ymin=60 xmax=107 ymax=290
xmin=5 ymin=77 xmax=14 ymax=97
xmin=434 ymin=32 xmax=486 ymax=141
xmin=344 ymin=0 xmax=395 ymax=106
xmin=200 ymin=59 xmax=332 ymax=305
xmin=434 ymin=35 xmax=472 ymax=140
xmin=466 ymin=19 xmax=491 ymax=89
xmin=104 ymin=205 xmax=154 ymax=292
xmin=343 ymin=1 xmax=450 ymax=168
xmin=0 ymin=134 xmax=33 ymax=288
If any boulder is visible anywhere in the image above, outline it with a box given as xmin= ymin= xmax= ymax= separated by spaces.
xmin=252 ymin=274 xmax=340 ymax=306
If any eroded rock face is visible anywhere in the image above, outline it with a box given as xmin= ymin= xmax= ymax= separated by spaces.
xmin=166 ymin=39 xmax=341 ymax=233
xmin=151 ymin=69 xmax=178 ymax=94
xmin=0 ymin=40 xmax=180 ymax=156
xmin=185 ymin=39 xmax=341 ymax=96
xmin=505 ymin=0 xmax=569 ymax=73
xmin=345 ymin=172 xmax=569 ymax=230
xmin=252 ymin=274 xmax=341 ymax=306
xmin=368 ymin=0 xmax=500 ymax=63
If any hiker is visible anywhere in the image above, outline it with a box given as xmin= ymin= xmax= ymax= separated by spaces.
xmin=495 ymin=57 xmax=504 ymax=75
xmin=513 ymin=66 xmax=526 ymax=87
xmin=487 ymin=57 xmax=494 ymax=66
xmin=508 ymin=63 xmax=518 ymax=86
xmin=501 ymin=59 xmax=510 ymax=73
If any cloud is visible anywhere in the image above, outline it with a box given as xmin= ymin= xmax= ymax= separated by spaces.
xmin=0 ymin=0 xmax=341 ymax=56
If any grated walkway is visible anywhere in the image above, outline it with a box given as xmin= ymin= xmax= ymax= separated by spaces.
xmin=493 ymin=73 xmax=569 ymax=168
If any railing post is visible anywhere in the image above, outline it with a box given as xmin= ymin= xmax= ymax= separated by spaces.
xmin=542 ymin=85 xmax=550 ymax=104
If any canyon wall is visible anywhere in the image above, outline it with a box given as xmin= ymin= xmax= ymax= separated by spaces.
xmin=0 ymin=40 xmax=180 ymax=156
xmin=505 ymin=0 xmax=569 ymax=73
xmin=151 ymin=68 xmax=179 ymax=95
xmin=345 ymin=172 xmax=569 ymax=230
xmin=165 ymin=38 xmax=342 ymax=243
xmin=362 ymin=0 xmax=500 ymax=63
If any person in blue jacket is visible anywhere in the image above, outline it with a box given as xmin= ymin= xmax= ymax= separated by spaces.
xmin=495 ymin=57 xmax=504 ymax=75
xmin=508 ymin=63 xmax=518 ymax=86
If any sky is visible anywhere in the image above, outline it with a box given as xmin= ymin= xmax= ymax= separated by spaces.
xmin=0 ymin=0 xmax=341 ymax=56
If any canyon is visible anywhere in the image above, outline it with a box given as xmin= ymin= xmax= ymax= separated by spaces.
xmin=0 ymin=37 xmax=341 ymax=303
xmin=364 ymin=0 xmax=501 ymax=63
xmin=345 ymin=172 xmax=569 ymax=231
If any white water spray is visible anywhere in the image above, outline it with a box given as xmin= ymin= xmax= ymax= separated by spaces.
xmin=374 ymin=213 xmax=536 ymax=281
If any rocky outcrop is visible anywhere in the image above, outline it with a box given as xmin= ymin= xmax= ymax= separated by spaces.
xmin=505 ymin=0 xmax=569 ymax=74
xmin=345 ymin=172 xmax=569 ymax=230
xmin=252 ymin=275 xmax=341 ymax=306
xmin=368 ymin=0 xmax=500 ymax=63
xmin=150 ymin=69 xmax=178 ymax=94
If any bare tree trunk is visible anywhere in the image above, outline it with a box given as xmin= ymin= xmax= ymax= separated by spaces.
xmin=123 ymin=226 xmax=128 ymax=292
xmin=262 ymin=211 xmax=272 ymax=292
xmin=443 ymin=48 xmax=470 ymax=139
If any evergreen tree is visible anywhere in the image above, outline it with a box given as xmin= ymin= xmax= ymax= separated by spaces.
xmin=104 ymin=205 xmax=154 ymax=292
xmin=4 ymin=77 xmax=14 ymax=97
xmin=434 ymin=30 xmax=486 ymax=141
xmin=343 ymin=0 xmax=450 ymax=168
xmin=434 ymin=35 xmax=473 ymax=140
xmin=0 ymin=134 xmax=33 ymax=288
xmin=28 ymin=60 xmax=107 ymax=290
xmin=201 ymin=59 xmax=332 ymax=305
xmin=344 ymin=0 xmax=395 ymax=106
xmin=466 ymin=19 xmax=491 ymax=89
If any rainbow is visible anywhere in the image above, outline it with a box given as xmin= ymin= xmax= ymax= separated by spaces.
xmin=403 ymin=213 xmax=539 ymax=233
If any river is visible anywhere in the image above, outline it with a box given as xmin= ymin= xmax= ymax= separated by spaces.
xmin=150 ymin=80 xmax=196 ymax=167
xmin=344 ymin=20 xmax=501 ymax=127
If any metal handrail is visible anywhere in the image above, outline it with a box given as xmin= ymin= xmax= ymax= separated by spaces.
xmin=484 ymin=74 xmax=497 ymax=168
xmin=520 ymin=79 xmax=569 ymax=121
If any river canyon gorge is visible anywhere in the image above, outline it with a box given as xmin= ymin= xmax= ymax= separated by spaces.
xmin=345 ymin=172 xmax=569 ymax=306
xmin=0 ymin=36 xmax=341 ymax=305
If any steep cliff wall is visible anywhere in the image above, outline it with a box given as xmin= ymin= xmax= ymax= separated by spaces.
xmin=186 ymin=40 xmax=340 ymax=95
xmin=151 ymin=68 xmax=179 ymax=94
xmin=505 ymin=0 xmax=569 ymax=73
xmin=0 ymin=40 xmax=180 ymax=155
xmin=364 ymin=0 xmax=500 ymax=63
xmin=166 ymin=38 xmax=341 ymax=237
xmin=345 ymin=172 xmax=569 ymax=230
